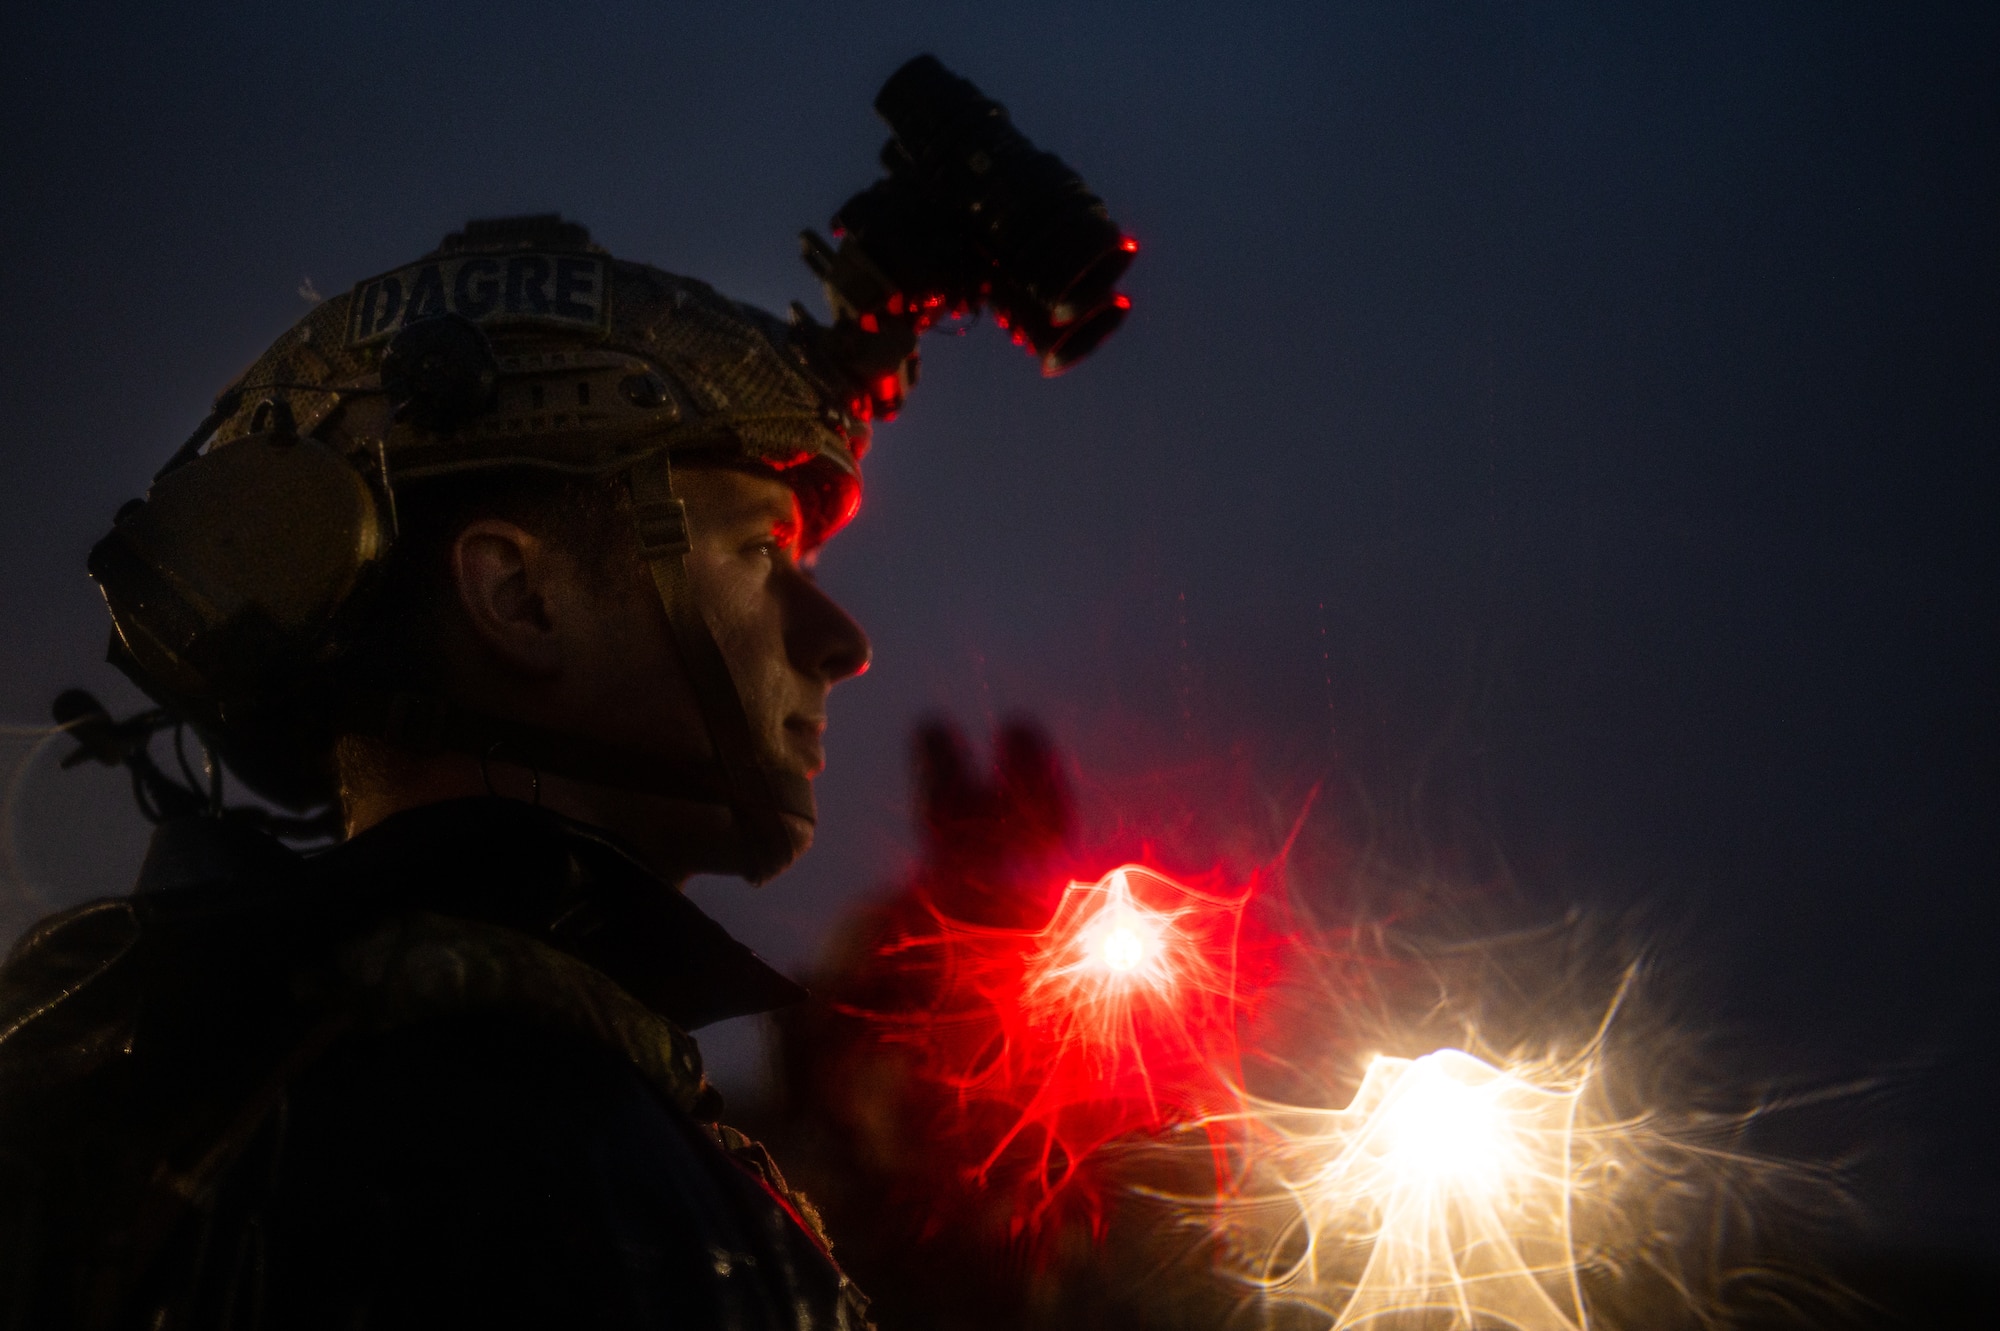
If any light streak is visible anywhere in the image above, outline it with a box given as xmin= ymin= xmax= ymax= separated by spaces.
xmin=1013 ymin=866 xmax=1224 ymax=1104
xmin=856 ymin=860 xmax=1279 ymax=1226
xmin=1254 ymin=1048 xmax=1588 ymax=1331
xmin=1204 ymin=945 xmax=1857 ymax=1331
xmin=973 ymin=865 xmax=1253 ymax=1180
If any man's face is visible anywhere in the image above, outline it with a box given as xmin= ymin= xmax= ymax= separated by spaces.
xmin=671 ymin=464 xmax=871 ymax=801
xmin=438 ymin=461 xmax=868 ymax=878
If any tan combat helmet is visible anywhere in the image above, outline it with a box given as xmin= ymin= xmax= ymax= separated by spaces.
xmin=92 ymin=215 xmax=868 ymax=879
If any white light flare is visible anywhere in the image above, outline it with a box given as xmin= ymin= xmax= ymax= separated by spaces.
xmin=1088 ymin=905 xmax=1163 ymax=976
xmin=1027 ymin=867 xmax=1179 ymax=1004
xmin=1261 ymin=1049 xmax=1588 ymax=1331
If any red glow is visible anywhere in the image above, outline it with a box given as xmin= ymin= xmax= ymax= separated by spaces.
xmin=1012 ymin=866 xmax=1246 ymax=1127
xmin=859 ymin=311 xmax=880 ymax=333
xmin=1113 ymin=294 xmax=1132 ymax=310
xmin=1120 ymin=236 xmax=1140 ymax=253
xmin=854 ymin=859 xmax=1276 ymax=1232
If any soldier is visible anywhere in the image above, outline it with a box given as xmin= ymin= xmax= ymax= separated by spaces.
xmin=0 ymin=55 xmax=1135 ymax=1331
xmin=0 ymin=214 xmax=877 ymax=1330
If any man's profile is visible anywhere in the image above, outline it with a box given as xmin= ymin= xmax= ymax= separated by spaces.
xmin=0 ymin=56 xmax=1135 ymax=1329
xmin=0 ymin=215 xmax=880 ymax=1330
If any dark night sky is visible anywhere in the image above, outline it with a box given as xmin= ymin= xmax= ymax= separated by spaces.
xmin=3 ymin=1 xmax=1995 ymax=1261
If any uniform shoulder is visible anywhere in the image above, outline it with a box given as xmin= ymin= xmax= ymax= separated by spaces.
xmin=198 ymin=1014 xmax=866 ymax=1331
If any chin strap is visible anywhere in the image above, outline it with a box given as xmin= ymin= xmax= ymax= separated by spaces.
xmin=625 ymin=452 xmax=805 ymax=882
xmin=348 ymin=687 xmax=813 ymax=882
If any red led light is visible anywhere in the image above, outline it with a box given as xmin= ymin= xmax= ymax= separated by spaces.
xmin=859 ymin=312 xmax=880 ymax=333
xmin=1113 ymin=294 xmax=1132 ymax=310
xmin=851 ymin=860 xmax=1280 ymax=1230
xmin=1120 ymin=236 xmax=1140 ymax=253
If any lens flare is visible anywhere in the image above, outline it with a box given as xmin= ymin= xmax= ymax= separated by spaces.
xmin=1014 ymin=867 xmax=1213 ymax=1094
xmin=1263 ymin=1049 xmax=1588 ymax=1331
xmin=850 ymin=861 xmax=1282 ymax=1227
xmin=981 ymin=865 xmax=1256 ymax=1177
xmin=1177 ymin=927 xmax=1877 ymax=1331
xmin=1100 ymin=921 xmax=1149 ymax=972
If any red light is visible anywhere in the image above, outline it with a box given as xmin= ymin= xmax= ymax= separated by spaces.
xmin=1120 ymin=236 xmax=1139 ymax=253
xmin=886 ymin=292 xmax=905 ymax=315
xmin=859 ymin=312 xmax=879 ymax=333
xmin=1113 ymin=294 xmax=1132 ymax=310
xmin=875 ymin=374 xmax=900 ymax=402
xmin=852 ymin=861 xmax=1277 ymax=1229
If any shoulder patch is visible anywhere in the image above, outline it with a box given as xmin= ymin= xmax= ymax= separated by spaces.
xmin=346 ymin=253 xmax=610 ymax=345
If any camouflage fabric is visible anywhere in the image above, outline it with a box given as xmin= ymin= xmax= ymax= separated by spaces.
xmin=0 ymin=803 xmax=868 ymax=1331
xmin=211 ymin=216 xmax=866 ymax=551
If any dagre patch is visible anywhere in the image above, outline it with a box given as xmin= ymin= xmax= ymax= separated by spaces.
xmin=346 ymin=253 xmax=609 ymax=345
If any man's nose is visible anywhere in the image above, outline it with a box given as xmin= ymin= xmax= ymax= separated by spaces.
xmin=788 ymin=575 xmax=872 ymax=683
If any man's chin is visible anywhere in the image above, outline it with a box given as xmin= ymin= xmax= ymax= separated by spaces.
xmin=779 ymin=811 xmax=816 ymax=859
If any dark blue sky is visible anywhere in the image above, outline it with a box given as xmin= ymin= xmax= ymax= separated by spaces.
xmin=2 ymin=1 xmax=1995 ymax=1258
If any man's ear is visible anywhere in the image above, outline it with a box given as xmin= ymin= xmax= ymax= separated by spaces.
xmin=451 ymin=519 xmax=565 ymax=678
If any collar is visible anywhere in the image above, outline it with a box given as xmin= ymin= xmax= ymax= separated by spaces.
xmin=295 ymin=798 xmax=807 ymax=1029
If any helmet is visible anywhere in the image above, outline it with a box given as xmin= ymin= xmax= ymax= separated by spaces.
xmin=91 ymin=215 xmax=869 ymax=879
xmin=224 ymin=214 xmax=866 ymax=546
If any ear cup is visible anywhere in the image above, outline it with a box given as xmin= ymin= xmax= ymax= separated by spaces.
xmin=90 ymin=433 xmax=385 ymax=704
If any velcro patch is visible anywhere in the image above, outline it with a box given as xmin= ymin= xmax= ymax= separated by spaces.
xmin=346 ymin=253 xmax=609 ymax=345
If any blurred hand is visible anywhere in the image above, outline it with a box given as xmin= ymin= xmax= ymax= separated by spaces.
xmin=909 ymin=717 xmax=1074 ymax=928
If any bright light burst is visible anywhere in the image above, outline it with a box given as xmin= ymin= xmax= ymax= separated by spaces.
xmin=863 ymin=861 xmax=1273 ymax=1224
xmin=1246 ymin=1049 xmax=1589 ymax=1331
xmin=982 ymin=865 xmax=1254 ymax=1176
xmin=1016 ymin=867 xmax=1213 ymax=1092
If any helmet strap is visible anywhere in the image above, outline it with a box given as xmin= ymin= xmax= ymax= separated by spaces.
xmin=625 ymin=451 xmax=806 ymax=882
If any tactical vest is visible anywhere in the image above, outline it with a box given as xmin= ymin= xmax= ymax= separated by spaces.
xmin=0 ymin=813 xmax=867 ymax=1331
